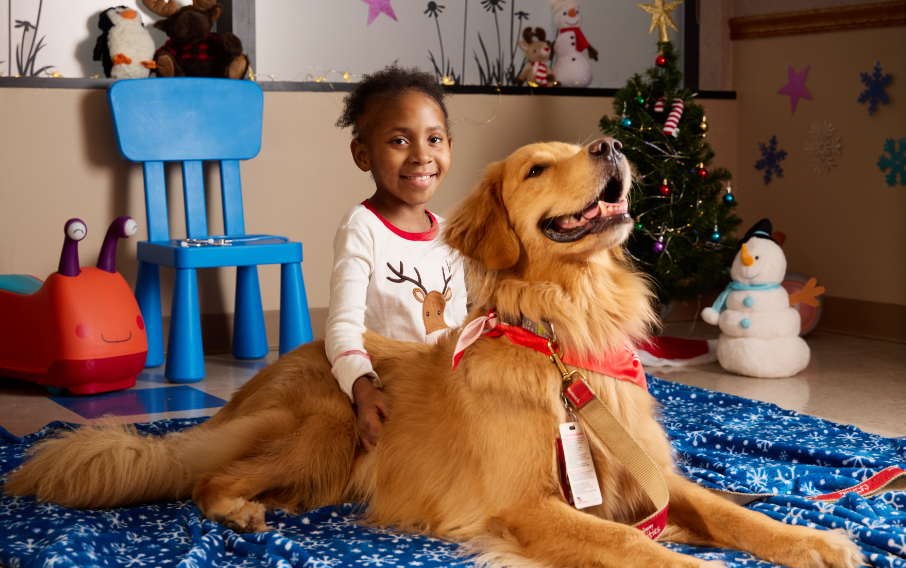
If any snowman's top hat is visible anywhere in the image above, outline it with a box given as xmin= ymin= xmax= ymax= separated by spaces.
xmin=737 ymin=218 xmax=777 ymax=250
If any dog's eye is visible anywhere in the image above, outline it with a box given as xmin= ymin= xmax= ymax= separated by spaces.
xmin=526 ymin=165 xmax=546 ymax=179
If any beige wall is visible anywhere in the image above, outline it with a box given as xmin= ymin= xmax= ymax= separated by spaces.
xmin=731 ymin=25 xmax=906 ymax=306
xmin=0 ymin=88 xmax=737 ymax=326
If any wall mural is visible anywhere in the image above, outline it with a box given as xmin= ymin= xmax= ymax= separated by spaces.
xmin=6 ymin=0 xmax=54 ymax=76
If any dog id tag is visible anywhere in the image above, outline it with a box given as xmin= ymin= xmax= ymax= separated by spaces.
xmin=559 ymin=421 xmax=603 ymax=509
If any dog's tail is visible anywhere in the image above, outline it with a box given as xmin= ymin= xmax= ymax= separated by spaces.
xmin=2 ymin=410 xmax=293 ymax=509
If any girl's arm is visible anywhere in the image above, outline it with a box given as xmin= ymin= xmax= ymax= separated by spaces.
xmin=325 ymin=225 xmax=380 ymax=402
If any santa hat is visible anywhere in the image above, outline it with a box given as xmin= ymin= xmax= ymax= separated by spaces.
xmin=737 ymin=218 xmax=777 ymax=250
xmin=637 ymin=336 xmax=718 ymax=367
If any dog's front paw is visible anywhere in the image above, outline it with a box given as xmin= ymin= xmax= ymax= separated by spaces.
xmin=770 ymin=528 xmax=866 ymax=568
xmin=809 ymin=529 xmax=866 ymax=568
xmin=208 ymin=496 xmax=269 ymax=534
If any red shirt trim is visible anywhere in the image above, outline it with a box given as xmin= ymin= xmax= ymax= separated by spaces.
xmin=362 ymin=200 xmax=438 ymax=242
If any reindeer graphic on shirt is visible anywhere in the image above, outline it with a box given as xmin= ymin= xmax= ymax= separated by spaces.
xmin=386 ymin=261 xmax=453 ymax=343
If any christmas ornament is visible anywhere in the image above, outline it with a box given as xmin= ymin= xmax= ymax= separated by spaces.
xmin=804 ymin=122 xmax=842 ymax=174
xmin=710 ymin=225 xmax=721 ymax=242
xmin=654 ymin=96 xmax=665 ymax=112
xmin=858 ymin=61 xmax=892 ymax=115
xmin=637 ymin=0 xmax=682 ymax=43
xmin=655 ymin=54 xmax=666 ymax=67
xmin=635 ymin=94 xmax=646 ymax=105
xmin=662 ymin=98 xmax=684 ymax=137
xmin=653 ymin=236 xmax=665 ymax=253
xmin=659 ymin=180 xmax=670 ymax=196
xmin=620 ymin=102 xmax=632 ymax=127
xmin=722 ymin=185 xmax=736 ymax=205
xmin=878 ymin=137 xmax=906 ymax=187
xmin=777 ymin=63 xmax=812 ymax=115
xmin=699 ymin=115 xmax=709 ymax=133
xmin=755 ymin=136 xmax=787 ymax=185
xmin=698 ymin=163 xmax=708 ymax=177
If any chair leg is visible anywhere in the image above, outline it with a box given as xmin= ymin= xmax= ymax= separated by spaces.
xmin=166 ymin=268 xmax=205 ymax=383
xmin=233 ymin=265 xmax=268 ymax=360
xmin=279 ymin=262 xmax=314 ymax=356
xmin=135 ymin=261 xmax=164 ymax=368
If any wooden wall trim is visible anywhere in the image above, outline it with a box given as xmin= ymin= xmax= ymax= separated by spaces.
xmin=729 ymin=1 xmax=906 ymax=40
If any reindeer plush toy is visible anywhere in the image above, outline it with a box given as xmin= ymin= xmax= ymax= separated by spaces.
xmin=516 ymin=27 xmax=555 ymax=86
xmin=142 ymin=0 xmax=249 ymax=79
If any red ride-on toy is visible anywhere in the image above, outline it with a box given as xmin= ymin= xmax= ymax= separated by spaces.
xmin=0 ymin=217 xmax=148 ymax=395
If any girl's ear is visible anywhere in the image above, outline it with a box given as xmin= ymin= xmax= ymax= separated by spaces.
xmin=350 ymin=138 xmax=370 ymax=172
xmin=443 ymin=161 xmax=520 ymax=271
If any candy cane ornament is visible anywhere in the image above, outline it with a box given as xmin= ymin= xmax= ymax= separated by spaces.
xmin=662 ymin=98 xmax=684 ymax=137
xmin=654 ymin=96 xmax=666 ymax=113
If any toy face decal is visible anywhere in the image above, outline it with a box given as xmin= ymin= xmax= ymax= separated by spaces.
xmin=102 ymin=332 xmax=133 ymax=344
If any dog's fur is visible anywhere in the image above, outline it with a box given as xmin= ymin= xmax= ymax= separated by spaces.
xmin=5 ymin=140 xmax=864 ymax=568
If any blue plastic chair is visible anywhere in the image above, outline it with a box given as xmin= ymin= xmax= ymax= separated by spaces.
xmin=107 ymin=78 xmax=313 ymax=383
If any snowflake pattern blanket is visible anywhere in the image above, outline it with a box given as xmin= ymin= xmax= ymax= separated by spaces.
xmin=1 ymin=375 xmax=905 ymax=568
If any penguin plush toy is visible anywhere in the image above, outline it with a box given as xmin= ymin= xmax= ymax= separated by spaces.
xmin=94 ymin=6 xmax=157 ymax=79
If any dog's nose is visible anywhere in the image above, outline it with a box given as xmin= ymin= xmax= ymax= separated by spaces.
xmin=589 ymin=138 xmax=623 ymax=159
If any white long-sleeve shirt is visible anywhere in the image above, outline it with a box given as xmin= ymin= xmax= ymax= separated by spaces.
xmin=325 ymin=200 xmax=468 ymax=402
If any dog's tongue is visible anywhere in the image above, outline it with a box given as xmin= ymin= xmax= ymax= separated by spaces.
xmin=581 ymin=202 xmax=603 ymax=220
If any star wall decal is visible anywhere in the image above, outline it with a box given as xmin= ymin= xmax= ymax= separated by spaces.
xmin=777 ymin=63 xmax=812 ymax=115
xmin=637 ymin=0 xmax=683 ymax=43
xmin=362 ymin=0 xmax=397 ymax=25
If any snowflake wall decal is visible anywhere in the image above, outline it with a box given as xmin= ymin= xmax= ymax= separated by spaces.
xmin=755 ymin=136 xmax=787 ymax=185
xmin=858 ymin=61 xmax=892 ymax=116
xmin=804 ymin=122 xmax=842 ymax=174
xmin=878 ymin=138 xmax=906 ymax=187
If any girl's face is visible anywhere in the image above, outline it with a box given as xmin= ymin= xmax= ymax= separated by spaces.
xmin=351 ymin=91 xmax=452 ymax=209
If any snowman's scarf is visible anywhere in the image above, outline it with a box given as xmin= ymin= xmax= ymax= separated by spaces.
xmin=712 ymin=281 xmax=781 ymax=313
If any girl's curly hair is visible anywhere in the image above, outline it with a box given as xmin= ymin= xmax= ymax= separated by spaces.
xmin=336 ymin=63 xmax=450 ymax=139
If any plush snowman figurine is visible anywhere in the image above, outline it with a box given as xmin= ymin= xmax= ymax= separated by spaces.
xmin=94 ymin=6 xmax=157 ymax=79
xmin=701 ymin=219 xmax=824 ymax=378
xmin=550 ymin=0 xmax=598 ymax=87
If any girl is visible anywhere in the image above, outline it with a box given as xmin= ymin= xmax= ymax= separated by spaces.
xmin=327 ymin=64 xmax=468 ymax=449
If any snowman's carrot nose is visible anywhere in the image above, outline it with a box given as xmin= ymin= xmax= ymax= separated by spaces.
xmin=741 ymin=243 xmax=755 ymax=267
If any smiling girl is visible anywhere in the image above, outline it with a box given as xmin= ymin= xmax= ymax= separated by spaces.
xmin=326 ymin=64 xmax=468 ymax=450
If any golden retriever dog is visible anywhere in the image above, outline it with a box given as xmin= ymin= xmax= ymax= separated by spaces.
xmin=5 ymin=138 xmax=864 ymax=568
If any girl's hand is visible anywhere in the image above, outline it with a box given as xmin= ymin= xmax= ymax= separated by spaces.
xmin=352 ymin=376 xmax=392 ymax=450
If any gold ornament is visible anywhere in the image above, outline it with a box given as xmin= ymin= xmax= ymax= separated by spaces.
xmin=700 ymin=115 xmax=709 ymax=133
xmin=637 ymin=0 xmax=682 ymax=43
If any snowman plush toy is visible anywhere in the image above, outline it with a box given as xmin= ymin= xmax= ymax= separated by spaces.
xmin=550 ymin=0 xmax=598 ymax=87
xmin=701 ymin=219 xmax=824 ymax=378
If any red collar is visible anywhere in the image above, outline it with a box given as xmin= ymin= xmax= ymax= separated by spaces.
xmin=452 ymin=311 xmax=647 ymax=390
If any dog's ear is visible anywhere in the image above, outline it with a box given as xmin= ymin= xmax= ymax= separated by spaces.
xmin=443 ymin=161 xmax=520 ymax=270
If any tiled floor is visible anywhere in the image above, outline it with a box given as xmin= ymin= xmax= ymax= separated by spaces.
xmin=0 ymin=326 xmax=903 ymax=439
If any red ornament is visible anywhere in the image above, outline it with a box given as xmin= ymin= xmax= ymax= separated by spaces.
xmin=655 ymin=54 xmax=666 ymax=67
xmin=699 ymin=168 xmax=708 ymax=178
xmin=659 ymin=183 xmax=670 ymax=196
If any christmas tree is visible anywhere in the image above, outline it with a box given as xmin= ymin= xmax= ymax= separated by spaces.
xmin=600 ymin=41 xmax=741 ymax=308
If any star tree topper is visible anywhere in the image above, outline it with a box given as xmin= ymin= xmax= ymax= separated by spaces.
xmin=637 ymin=0 xmax=683 ymax=43
xmin=362 ymin=0 xmax=397 ymax=25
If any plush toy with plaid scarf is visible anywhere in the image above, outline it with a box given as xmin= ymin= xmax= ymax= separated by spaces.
xmin=142 ymin=0 xmax=249 ymax=79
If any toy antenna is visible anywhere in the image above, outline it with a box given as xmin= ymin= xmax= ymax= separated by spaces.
xmin=59 ymin=219 xmax=87 ymax=277
xmin=97 ymin=216 xmax=138 ymax=273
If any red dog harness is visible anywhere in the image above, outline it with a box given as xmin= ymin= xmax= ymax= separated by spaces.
xmin=453 ymin=311 xmax=668 ymax=539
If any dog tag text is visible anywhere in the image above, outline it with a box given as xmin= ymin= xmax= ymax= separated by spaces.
xmin=559 ymin=422 xmax=603 ymax=509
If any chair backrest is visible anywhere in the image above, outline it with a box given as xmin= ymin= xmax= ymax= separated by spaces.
xmin=107 ymin=78 xmax=265 ymax=241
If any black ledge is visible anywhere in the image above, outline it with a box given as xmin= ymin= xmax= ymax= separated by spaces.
xmin=0 ymin=77 xmax=737 ymax=100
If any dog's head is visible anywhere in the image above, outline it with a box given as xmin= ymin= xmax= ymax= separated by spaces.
xmin=445 ymin=138 xmax=633 ymax=271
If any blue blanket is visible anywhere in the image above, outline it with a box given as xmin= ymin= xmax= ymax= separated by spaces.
xmin=1 ymin=375 xmax=904 ymax=568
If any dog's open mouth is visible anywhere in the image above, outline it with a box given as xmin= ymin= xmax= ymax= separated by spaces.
xmin=540 ymin=175 xmax=631 ymax=243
